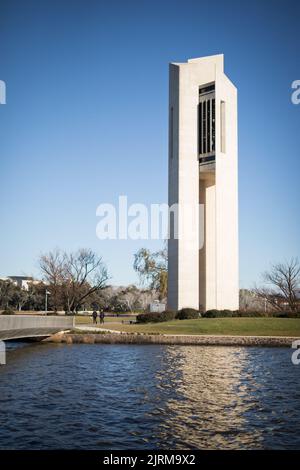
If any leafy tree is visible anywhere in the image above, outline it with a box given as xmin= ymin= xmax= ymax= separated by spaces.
xmin=0 ymin=279 xmax=20 ymax=309
xmin=133 ymin=247 xmax=167 ymax=300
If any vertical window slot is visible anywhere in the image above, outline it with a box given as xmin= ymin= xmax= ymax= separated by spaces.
xmin=170 ymin=106 xmax=174 ymax=159
xmin=220 ymin=100 xmax=226 ymax=153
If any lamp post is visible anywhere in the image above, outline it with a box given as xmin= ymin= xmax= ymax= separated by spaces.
xmin=45 ymin=290 xmax=51 ymax=314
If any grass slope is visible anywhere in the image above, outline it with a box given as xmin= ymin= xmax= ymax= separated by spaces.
xmin=76 ymin=316 xmax=300 ymax=337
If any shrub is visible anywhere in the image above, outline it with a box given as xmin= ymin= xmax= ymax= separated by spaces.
xmin=176 ymin=308 xmax=200 ymax=320
xmin=204 ymin=309 xmax=242 ymax=318
xmin=202 ymin=309 xmax=298 ymax=318
xmin=233 ymin=310 xmax=269 ymax=318
xmin=220 ymin=309 xmax=234 ymax=317
xmin=136 ymin=310 xmax=176 ymax=323
xmin=1 ymin=308 xmax=15 ymax=315
xmin=202 ymin=309 xmax=220 ymax=318
xmin=287 ymin=312 xmax=300 ymax=318
xmin=162 ymin=310 xmax=177 ymax=321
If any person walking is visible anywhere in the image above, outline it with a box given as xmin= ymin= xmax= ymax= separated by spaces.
xmin=99 ymin=309 xmax=105 ymax=325
xmin=92 ymin=310 xmax=97 ymax=325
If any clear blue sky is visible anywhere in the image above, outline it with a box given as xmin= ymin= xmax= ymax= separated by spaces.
xmin=0 ymin=0 xmax=299 ymax=287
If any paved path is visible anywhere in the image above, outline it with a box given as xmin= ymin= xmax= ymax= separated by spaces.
xmin=74 ymin=325 xmax=122 ymax=334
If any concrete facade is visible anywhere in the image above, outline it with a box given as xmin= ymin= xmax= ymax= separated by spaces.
xmin=168 ymin=55 xmax=239 ymax=312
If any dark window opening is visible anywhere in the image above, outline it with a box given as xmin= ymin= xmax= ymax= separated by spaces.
xmin=198 ymin=84 xmax=215 ymax=159
xmin=170 ymin=106 xmax=174 ymax=159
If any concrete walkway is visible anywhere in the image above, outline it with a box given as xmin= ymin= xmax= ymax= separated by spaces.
xmin=0 ymin=315 xmax=74 ymax=341
xmin=74 ymin=325 xmax=122 ymax=334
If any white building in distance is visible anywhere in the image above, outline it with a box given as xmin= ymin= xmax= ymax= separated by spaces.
xmin=167 ymin=54 xmax=239 ymax=312
xmin=0 ymin=276 xmax=40 ymax=291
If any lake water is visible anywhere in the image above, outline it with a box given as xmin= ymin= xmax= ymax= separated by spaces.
xmin=0 ymin=342 xmax=300 ymax=449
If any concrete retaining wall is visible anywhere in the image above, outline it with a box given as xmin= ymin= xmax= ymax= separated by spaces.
xmin=47 ymin=332 xmax=299 ymax=347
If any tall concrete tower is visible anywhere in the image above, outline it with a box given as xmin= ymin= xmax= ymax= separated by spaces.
xmin=167 ymin=54 xmax=239 ymax=312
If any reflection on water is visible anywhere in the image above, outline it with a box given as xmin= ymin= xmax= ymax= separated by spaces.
xmin=0 ymin=343 xmax=299 ymax=449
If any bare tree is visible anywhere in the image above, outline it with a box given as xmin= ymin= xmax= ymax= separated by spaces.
xmin=39 ymin=248 xmax=109 ymax=313
xmin=39 ymin=249 xmax=65 ymax=311
xmin=118 ymin=285 xmax=142 ymax=312
xmin=254 ymin=258 xmax=300 ymax=312
xmin=88 ymin=285 xmax=157 ymax=313
xmin=239 ymin=289 xmax=267 ymax=312
xmin=139 ymin=289 xmax=158 ymax=310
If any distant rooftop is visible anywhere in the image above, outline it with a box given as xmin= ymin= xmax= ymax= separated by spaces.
xmin=8 ymin=275 xmax=34 ymax=281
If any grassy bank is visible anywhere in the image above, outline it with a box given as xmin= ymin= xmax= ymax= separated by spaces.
xmin=75 ymin=315 xmax=133 ymax=325
xmin=75 ymin=316 xmax=300 ymax=337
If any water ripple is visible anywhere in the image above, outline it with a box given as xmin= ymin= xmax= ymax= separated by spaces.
xmin=0 ymin=343 xmax=299 ymax=449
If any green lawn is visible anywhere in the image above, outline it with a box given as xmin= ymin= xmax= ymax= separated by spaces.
xmin=75 ymin=315 xmax=134 ymax=325
xmin=75 ymin=317 xmax=300 ymax=337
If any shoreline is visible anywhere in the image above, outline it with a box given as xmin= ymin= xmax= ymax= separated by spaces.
xmin=45 ymin=331 xmax=299 ymax=347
